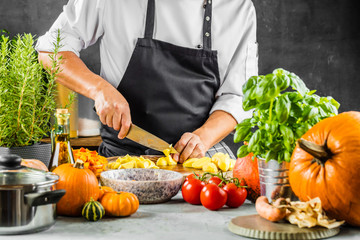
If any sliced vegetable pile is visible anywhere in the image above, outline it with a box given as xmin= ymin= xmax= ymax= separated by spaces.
xmin=181 ymin=171 xmax=247 ymax=211
xmin=107 ymin=150 xmax=235 ymax=174
xmin=72 ymin=147 xmax=108 ymax=177
xmin=107 ymin=147 xmax=177 ymax=169
xmin=183 ymin=152 xmax=236 ymax=173
xmin=108 ymin=154 xmax=160 ymax=169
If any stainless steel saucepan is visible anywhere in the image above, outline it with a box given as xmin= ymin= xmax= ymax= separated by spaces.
xmin=0 ymin=155 xmax=65 ymax=235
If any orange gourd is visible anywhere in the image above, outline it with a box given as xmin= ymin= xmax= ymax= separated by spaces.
xmin=100 ymin=192 xmax=139 ymax=217
xmin=233 ymin=152 xmax=260 ymax=203
xmin=99 ymin=186 xmax=116 ymax=200
xmin=289 ymin=111 xmax=360 ymax=226
xmin=21 ymin=159 xmax=48 ymax=171
xmin=53 ymin=160 xmax=100 ymax=216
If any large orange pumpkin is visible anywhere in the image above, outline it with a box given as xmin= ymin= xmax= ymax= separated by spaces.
xmin=233 ymin=153 xmax=260 ymax=203
xmin=53 ymin=160 xmax=100 ymax=216
xmin=289 ymin=111 xmax=360 ymax=226
xmin=21 ymin=159 xmax=48 ymax=171
xmin=100 ymin=192 xmax=139 ymax=217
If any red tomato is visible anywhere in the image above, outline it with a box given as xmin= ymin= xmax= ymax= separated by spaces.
xmin=200 ymin=184 xmax=227 ymax=211
xmin=185 ymin=173 xmax=199 ymax=182
xmin=182 ymin=178 xmax=206 ymax=205
xmin=223 ymin=183 xmax=247 ymax=208
xmin=207 ymin=176 xmax=223 ymax=187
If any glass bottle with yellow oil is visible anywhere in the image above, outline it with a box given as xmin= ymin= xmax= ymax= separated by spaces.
xmin=48 ymin=109 xmax=75 ymax=171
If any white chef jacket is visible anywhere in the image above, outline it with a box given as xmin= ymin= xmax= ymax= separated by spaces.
xmin=36 ymin=0 xmax=258 ymax=124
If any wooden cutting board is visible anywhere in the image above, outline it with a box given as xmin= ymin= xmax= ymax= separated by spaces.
xmin=228 ymin=214 xmax=340 ymax=240
xmin=107 ymin=155 xmax=232 ymax=177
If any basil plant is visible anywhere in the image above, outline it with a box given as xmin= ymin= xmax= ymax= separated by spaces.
xmin=234 ymin=68 xmax=340 ymax=163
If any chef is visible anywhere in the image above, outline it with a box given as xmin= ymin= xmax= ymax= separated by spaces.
xmin=36 ymin=0 xmax=258 ymax=163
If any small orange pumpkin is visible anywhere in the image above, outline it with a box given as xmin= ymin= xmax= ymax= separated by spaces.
xmin=100 ymin=192 xmax=139 ymax=217
xmin=290 ymin=111 xmax=360 ymax=226
xmin=98 ymin=186 xmax=116 ymax=200
xmin=21 ymin=159 xmax=48 ymax=171
xmin=53 ymin=160 xmax=100 ymax=216
xmin=233 ymin=152 xmax=260 ymax=203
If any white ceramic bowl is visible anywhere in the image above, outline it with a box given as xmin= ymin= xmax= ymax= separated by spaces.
xmin=100 ymin=168 xmax=183 ymax=204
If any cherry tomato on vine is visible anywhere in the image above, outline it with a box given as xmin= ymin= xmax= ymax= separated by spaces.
xmin=223 ymin=183 xmax=247 ymax=208
xmin=200 ymin=184 xmax=227 ymax=211
xmin=207 ymin=176 xmax=223 ymax=187
xmin=182 ymin=178 xmax=206 ymax=205
xmin=185 ymin=173 xmax=199 ymax=182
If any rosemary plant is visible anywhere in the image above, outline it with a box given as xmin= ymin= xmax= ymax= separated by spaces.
xmin=0 ymin=30 xmax=62 ymax=148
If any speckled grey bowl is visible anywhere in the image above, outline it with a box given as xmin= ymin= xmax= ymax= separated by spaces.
xmin=100 ymin=168 xmax=183 ymax=204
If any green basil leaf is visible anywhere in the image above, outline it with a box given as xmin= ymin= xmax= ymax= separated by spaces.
xmin=248 ymin=129 xmax=261 ymax=152
xmin=308 ymin=90 xmax=317 ymax=95
xmin=234 ymin=126 xmax=251 ymax=143
xmin=317 ymin=106 xmax=328 ymax=118
xmin=235 ymin=118 xmax=251 ymax=129
xmin=255 ymin=74 xmax=280 ymax=104
xmin=304 ymin=94 xmax=320 ymax=105
xmin=237 ymin=144 xmax=249 ymax=158
xmin=273 ymin=68 xmax=291 ymax=91
xmin=289 ymin=72 xmax=309 ymax=96
xmin=283 ymin=150 xmax=291 ymax=162
xmin=295 ymin=123 xmax=312 ymax=139
xmin=278 ymin=151 xmax=284 ymax=162
xmin=328 ymin=97 xmax=340 ymax=110
xmin=243 ymin=98 xmax=258 ymax=111
xmin=272 ymin=68 xmax=290 ymax=76
xmin=275 ymin=95 xmax=291 ymax=124
xmin=258 ymin=102 xmax=271 ymax=110
xmin=242 ymin=76 xmax=258 ymax=96
xmin=290 ymin=102 xmax=302 ymax=118
xmin=265 ymin=150 xmax=277 ymax=162
xmin=279 ymin=125 xmax=294 ymax=143
xmin=303 ymin=107 xmax=319 ymax=122
xmin=287 ymin=92 xmax=303 ymax=103
xmin=269 ymin=142 xmax=282 ymax=152
xmin=320 ymin=97 xmax=338 ymax=115
xmin=265 ymin=122 xmax=278 ymax=135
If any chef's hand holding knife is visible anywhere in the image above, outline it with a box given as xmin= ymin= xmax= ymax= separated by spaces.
xmin=94 ymin=82 xmax=132 ymax=140
xmin=95 ymin=87 xmax=234 ymax=164
xmin=93 ymin=80 xmax=208 ymax=163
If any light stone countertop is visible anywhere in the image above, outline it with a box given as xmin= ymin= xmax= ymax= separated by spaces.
xmin=1 ymin=193 xmax=359 ymax=240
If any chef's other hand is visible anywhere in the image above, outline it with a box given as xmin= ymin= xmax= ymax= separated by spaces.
xmin=94 ymin=85 xmax=131 ymax=139
xmin=173 ymin=132 xmax=206 ymax=163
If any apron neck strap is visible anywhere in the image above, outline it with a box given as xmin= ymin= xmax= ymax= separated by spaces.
xmin=144 ymin=0 xmax=155 ymax=39
xmin=202 ymin=0 xmax=212 ymax=50
xmin=144 ymin=0 xmax=213 ymax=51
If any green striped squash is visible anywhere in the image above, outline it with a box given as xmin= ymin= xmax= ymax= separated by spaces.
xmin=82 ymin=198 xmax=105 ymax=221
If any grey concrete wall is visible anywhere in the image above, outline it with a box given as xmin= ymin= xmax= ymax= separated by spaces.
xmin=1 ymin=0 xmax=359 ymax=154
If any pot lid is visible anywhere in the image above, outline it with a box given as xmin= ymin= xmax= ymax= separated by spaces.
xmin=0 ymin=155 xmax=59 ymax=187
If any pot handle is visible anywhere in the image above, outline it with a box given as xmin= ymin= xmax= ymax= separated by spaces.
xmin=24 ymin=189 xmax=66 ymax=207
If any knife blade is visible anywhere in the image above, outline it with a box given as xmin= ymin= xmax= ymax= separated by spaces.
xmin=126 ymin=124 xmax=178 ymax=154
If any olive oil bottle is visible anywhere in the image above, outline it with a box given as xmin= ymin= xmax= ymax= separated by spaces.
xmin=48 ymin=109 xmax=75 ymax=171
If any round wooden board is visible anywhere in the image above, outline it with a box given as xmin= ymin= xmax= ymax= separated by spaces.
xmin=228 ymin=214 xmax=340 ymax=240
xmin=106 ymin=155 xmax=233 ymax=177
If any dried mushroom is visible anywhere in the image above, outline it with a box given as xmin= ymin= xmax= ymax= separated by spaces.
xmin=277 ymin=197 xmax=345 ymax=229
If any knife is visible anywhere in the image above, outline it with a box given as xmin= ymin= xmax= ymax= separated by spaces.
xmin=126 ymin=124 xmax=178 ymax=154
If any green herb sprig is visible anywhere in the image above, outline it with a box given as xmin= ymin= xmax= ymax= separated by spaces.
xmin=234 ymin=68 xmax=340 ymax=163
xmin=0 ymin=30 xmax=62 ymax=147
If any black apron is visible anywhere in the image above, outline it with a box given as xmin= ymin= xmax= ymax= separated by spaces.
xmin=99 ymin=0 xmax=220 ymax=157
